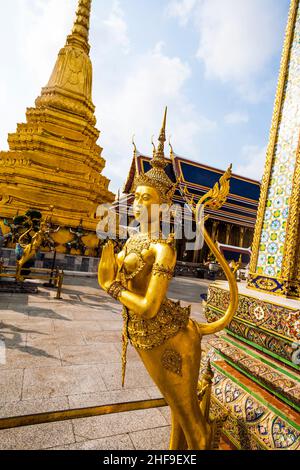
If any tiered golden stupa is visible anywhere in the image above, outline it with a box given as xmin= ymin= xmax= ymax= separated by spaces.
xmin=0 ymin=0 xmax=114 ymax=253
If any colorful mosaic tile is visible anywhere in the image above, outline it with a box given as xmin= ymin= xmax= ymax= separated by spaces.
xmin=209 ymin=337 xmax=300 ymax=408
xmin=256 ymin=4 xmax=300 ymax=276
xmin=209 ymin=367 xmax=300 ymax=450
xmin=207 ymin=285 xmax=300 ymax=343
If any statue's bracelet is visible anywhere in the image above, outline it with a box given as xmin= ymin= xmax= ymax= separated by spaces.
xmin=107 ymin=281 xmax=125 ymax=300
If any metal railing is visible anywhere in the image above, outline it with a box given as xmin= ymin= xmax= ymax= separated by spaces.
xmin=0 ymin=399 xmax=167 ymax=430
xmin=0 ymin=265 xmax=64 ymax=299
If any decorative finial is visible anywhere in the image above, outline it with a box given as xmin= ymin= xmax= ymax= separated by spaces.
xmin=151 ymin=107 xmax=168 ymax=169
xmin=67 ymin=0 xmax=92 ymax=53
xmin=132 ymin=135 xmax=137 ymax=156
xmin=197 ymin=164 xmax=232 ymax=211
xmin=159 ymin=106 xmax=167 ymax=145
xmin=151 ymin=135 xmax=156 ymax=157
xmin=133 ymin=106 xmax=177 ymax=204
xmin=169 ymin=136 xmax=174 ymax=160
xmin=132 ymin=135 xmax=140 ymax=174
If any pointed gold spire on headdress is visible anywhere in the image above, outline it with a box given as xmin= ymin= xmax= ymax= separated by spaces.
xmin=67 ymin=0 xmax=92 ymax=53
xmin=133 ymin=107 xmax=177 ymax=204
xmin=159 ymin=106 xmax=167 ymax=147
xmin=152 ymin=107 xmax=168 ymax=168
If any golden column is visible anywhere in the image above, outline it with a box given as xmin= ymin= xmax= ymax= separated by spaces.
xmin=225 ymin=223 xmax=231 ymax=245
xmin=0 ymin=0 xmax=114 ymax=239
xmin=248 ymin=0 xmax=300 ymax=299
xmin=239 ymin=226 xmax=245 ymax=248
xmin=211 ymin=220 xmax=219 ymax=243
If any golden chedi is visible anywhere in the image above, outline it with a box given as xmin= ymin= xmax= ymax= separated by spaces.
xmin=98 ymin=109 xmax=238 ymax=450
xmin=0 ymin=0 xmax=114 ymax=254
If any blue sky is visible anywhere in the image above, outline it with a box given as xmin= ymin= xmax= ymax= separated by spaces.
xmin=0 ymin=0 xmax=291 ymax=193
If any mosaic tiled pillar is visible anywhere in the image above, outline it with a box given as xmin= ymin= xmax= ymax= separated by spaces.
xmin=248 ymin=0 xmax=300 ymax=298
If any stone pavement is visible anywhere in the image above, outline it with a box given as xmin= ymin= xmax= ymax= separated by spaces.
xmin=0 ymin=275 xmax=211 ymax=450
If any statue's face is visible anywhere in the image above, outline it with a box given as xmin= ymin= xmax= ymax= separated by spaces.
xmin=133 ymin=185 xmax=161 ymax=223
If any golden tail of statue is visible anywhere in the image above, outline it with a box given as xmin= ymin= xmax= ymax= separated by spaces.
xmin=198 ymin=224 xmax=238 ymax=335
xmin=179 ymin=164 xmax=239 ymax=336
xmin=179 ymin=165 xmax=238 ymax=449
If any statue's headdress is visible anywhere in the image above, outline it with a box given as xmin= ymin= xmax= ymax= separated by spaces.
xmin=133 ymin=107 xmax=177 ymax=204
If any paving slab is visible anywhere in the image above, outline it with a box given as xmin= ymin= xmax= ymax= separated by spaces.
xmin=49 ymin=433 xmax=135 ymax=450
xmin=0 ymin=369 xmax=24 ymax=405
xmin=7 ymin=319 xmax=55 ymax=338
xmin=0 ymin=396 xmax=69 ymax=418
xmin=96 ymin=320 xmax=123 ymax=331
xmin=71 ymin=408 xmax=168 ymax=442
xmin=22 ymin=365 xmax=107 ymax=399
xmin=130 ymin=426 xmax=170 ymax=450
xmin=59 ymin=343 xmax=120 ymax=366
xmin=68 ymin=308 xmax=117 ymax=322
xmin=0 ymin=310 xmax=29 ymax=321
xmin=68 ymin=388 xmax=152 ymax=409
xmin=0 ymin=345 xmax=61 ymax=371
xmin=27 ymin=306 xmax=74 ymax=321
xmin=99 ymin=362 xmax=157 ymax=391
xmin=0 ymin=421 xmax=75 ymax=450
xmin=27 ymin=331 xmax=86 ymax=348
xmin=52 ymin=319 xmax=105 ymax=333
xmin=83 ymin=330 xmax=121 ymax=344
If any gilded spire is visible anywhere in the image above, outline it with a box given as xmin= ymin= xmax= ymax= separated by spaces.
xmin=133 ymin=107 xmax=177 ymax=204
xmin=152 ymin=107 xmax=168 ymax=169
xmin=67 ymin=0 xmax=92 ymax=53
xmin=39 ymin=0 xmax=94 ymax=117
xmin=159 ymin=106 xmax=167 ymax=146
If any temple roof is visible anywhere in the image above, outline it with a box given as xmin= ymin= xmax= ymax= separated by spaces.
xmin=123 ymin=150 xmax=261 ymax=228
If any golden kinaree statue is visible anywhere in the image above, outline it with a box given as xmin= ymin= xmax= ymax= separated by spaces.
xmin=98 ymin=109 xmax=238 ymax=450
xmin=16 ymin=218 xmax=49 ymax=282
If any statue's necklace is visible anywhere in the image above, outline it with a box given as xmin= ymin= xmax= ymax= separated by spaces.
xmin=120 ymin=233 xmax=160 ymax=281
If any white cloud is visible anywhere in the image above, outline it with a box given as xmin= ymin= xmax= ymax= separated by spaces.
xmin=195 ymin=0 xmax=282 ymax=81
xmin=236 ymin=145 xmax=267 ymax=181
xmin=95 ymin=41 xmax=217 ymax=189
xmin=102 ymin=1 xmax=130 ymax=53
xmin=166 ymin=0 xmax=197 ymax=26
xmin=167 ymin=0 xmax=285 ymax=101
xmin=224 ymin=111 xmax=249 ymax=125
xmin=16 ymin=0 xmax=76 ymax=85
